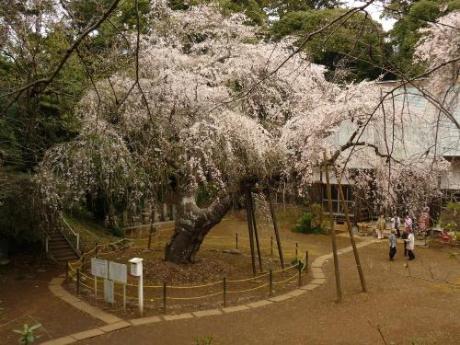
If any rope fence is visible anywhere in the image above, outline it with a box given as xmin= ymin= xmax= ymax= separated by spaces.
xmin=67 ymin=236 xmax=310 ymax=314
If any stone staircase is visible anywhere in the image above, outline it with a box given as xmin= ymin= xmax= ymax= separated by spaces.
xmin=47 ymin=230 xmax=80 ymax=263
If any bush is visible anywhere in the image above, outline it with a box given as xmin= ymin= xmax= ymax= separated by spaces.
xmin=439 ymin=202 xmax=460 ymax=231
xmin=292 ymin=212 xmax=323 ymax=234
xmin=0 ymin=173 xmax=44 ymax=253
xmin=14 ymin=323 xmax=41 ymax=345
xmin=111 ymin=225 xmax=125 ymax=237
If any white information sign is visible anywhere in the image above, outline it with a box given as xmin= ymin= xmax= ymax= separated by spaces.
xmin=104 ymin=278 xmax=114 ymax=304
xmin=109 ymin=261 xmax=128 ymax=284
xmin=91 ymin=258 xmax=108 ymax=279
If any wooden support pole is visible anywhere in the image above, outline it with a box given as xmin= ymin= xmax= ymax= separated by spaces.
xmin=295 ymin=242 xmax=298 ymax=259
xmin=270 ymin=236 xmax=274 ymax=256
xmin=245 ymin=190 xmax=257 ymax=275
xmin=250 ymin=192 xmax=263 ymax=272
xmin=235 ymin=232 xmax=239 ymax=250
xmin=334 ymin=167 xmax=367 ymax=293
xmin=323 ymin=152 xmax=343 ymax=303
xmin=269 ymin=269 xmax=273 ymax=296
xmin=163 ymin=282 xmax=167 ymax=314
xmin=266 ymin=190 xmax=285 ymax=269
xmin=223 ymin=277 xmax=227 ymax=307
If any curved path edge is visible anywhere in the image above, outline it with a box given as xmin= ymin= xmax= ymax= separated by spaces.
xmin=41 ymin=239 xmax=378 ymax=345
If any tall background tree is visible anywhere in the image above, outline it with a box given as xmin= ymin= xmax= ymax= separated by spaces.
xmin=270 ymin=7 xmax=393 ymax=81
xmin=385 ymin=0 xmax=460 ymax=76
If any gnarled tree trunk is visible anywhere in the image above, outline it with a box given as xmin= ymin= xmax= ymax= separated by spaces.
xmin=164 ymin=193 xmax=232 ymax=263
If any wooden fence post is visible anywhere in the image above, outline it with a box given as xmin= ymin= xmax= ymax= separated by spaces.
xmin=163 ymin=282 xmax=167 ymax=314
xmin=223 ymin=277 xmax=227 ymax=307
xmin=298 ymin=262 xmax=302 ymax=287
xmin=269 ymin=269 xmax=273 ymax=296
xmin=76 ymin=268 xmax=81 ymax=296
xmin=295 ymin=242 xmax=298 ymax=259
xmin=305 ymin=250 xmax=309 ymax=273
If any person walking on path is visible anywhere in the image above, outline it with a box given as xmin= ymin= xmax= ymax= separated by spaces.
xmin=405 ymin=228 xmax=416 ymax=260
xmin=389 ymin=229 xmax=397 ymax=261
xmin=402 ymin=215 xmax=412 ymax=256
xmin=404 ymin=215 xmax=413 ymax=232
xmin=376 ymin=214 xmax=385 ymax=240
xmin=391 ymin=215 xmax=401 ymax=238
xmin=402 ymin=229 xmax=408 ymax=256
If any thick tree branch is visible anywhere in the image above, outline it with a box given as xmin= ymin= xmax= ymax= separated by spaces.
xmin=1 ymin=0 xmax=121 ymax=112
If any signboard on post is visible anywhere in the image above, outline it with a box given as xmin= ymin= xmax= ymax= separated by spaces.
xmin=104 ymin=279 xmax=114 ymax=304
xmin=91 ymin=258 xmax=108 ymax=279
xmin=129 ymin=257 xmax=144 ymax=316
xmin=109 ymin=261 xmax=127 ymax=284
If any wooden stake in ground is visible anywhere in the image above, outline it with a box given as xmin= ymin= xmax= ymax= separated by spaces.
xmin=334 ymin=167 xmax=367 ymax=292
xmin=245 ymin=189 xmax=257 ymax=275
xmin=266 ymin=189 xmax=285 ymax=269
xmin=323 ymin=152 xmax=343 ymax=303
xmin=250 ymin=192 xmax=263 ymax=272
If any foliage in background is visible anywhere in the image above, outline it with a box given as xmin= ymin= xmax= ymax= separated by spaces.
xmin=292 ymin=204 xmax=328 ymax=234
xmin=0 ymin=173 xmax=43 ymax=245
xmin=0 ymin=0 xmax=150 ymax=247
xmin=271 ymin=8 xmax=392 ymax=81
xmin=194 ymin=335 xmax=214 ymax=345
xmin=439 ymin=202 xmax=460 ymax=230
xmin=385 ymin=0 xmax=460 ymax=76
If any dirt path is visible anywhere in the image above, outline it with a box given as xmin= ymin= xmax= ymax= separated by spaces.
xmin=0 ymin=258 xmax=103 ymax=345
xmin=76 ymin=242 xmax=460 ymax=345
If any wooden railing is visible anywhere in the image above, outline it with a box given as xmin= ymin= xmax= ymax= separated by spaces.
xmin=60 ymin=214 xmax=81 ymax=256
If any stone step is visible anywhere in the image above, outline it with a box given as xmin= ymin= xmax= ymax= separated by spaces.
xmin=54 ymin=254 xmax=77 ymax=260
xmin=52 ymin=248 xmax=77 ymax=255
xmin=49 ymin=242 xmax=71 ymax=250
xmin=49 ymin=234 xmax=66 ymax=239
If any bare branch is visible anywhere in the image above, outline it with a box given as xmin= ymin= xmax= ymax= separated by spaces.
xmin=1 ymin=0 xmax=121 ymax=112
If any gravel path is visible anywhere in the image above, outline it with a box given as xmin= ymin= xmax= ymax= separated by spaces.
xmin=76 ymin=242 xmax=460 ymax=345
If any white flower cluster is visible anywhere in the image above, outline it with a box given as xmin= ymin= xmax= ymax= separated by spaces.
xmin=37 ymin=3 xmax=454 ymax=215
xmin=415 ymin=11 xmax=460 ymax=106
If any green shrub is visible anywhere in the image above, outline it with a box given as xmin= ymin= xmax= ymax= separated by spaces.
xmin=111 ymin=225 xmax=124 ymax=237
xmin=14 ymin=323 xmax=41 ymax=345
xmin=195 ymin=336 xmax=214 ymax=345
xmin=292 ymin=212 xmax=323 ymax=234
xmin=439 ymin=202 xmax=460 ymax=231
xmin=291 ymin=258 xmax=305 ymax=270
